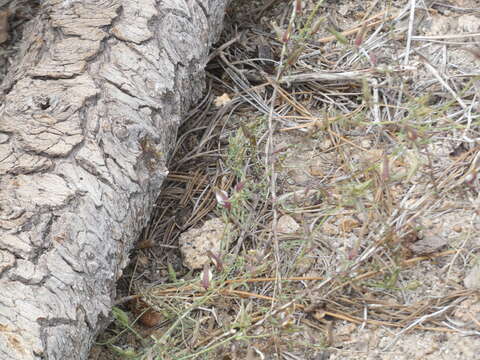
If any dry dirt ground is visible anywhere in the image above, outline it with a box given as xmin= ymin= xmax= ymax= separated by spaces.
xmin=88 ymin=1 xmax=480 ymax=358
xmin=1 ymin=1 xmax=479 ymax=359
xmin=95 ymin=0 xmax=480 ymax=359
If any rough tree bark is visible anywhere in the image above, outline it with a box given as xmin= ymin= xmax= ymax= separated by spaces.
xmin=0 ymin=0 xmax=229 ymax=358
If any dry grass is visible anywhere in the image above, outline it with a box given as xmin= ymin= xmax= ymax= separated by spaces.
xmin=94 ymin=0 xmax=480 ymax=359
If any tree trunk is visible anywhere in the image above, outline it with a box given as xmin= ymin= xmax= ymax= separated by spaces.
xmin=0 ymin=0 xmax=229 ymax=358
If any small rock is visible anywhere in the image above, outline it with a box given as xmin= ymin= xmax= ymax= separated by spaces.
xmin=452 ymin=224 xmax=462 ymax=233
xmin=179 ymin=218 xmax=228 ymax=270
xmin=464 ymin=262 xmax=480 ymax=289
xmin=276 ymin=214 xmax=300 ymax=234
xmin=360 ymin=139 xmax=371 ymax=149
xmin=408 ymin=231 xmax=449 ymax=255
xmin=214 ymin=93 xmax=231 ymax=107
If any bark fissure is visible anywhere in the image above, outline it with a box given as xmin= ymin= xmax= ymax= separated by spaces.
xmin=192 ymin=0 xmax=210 ymax=21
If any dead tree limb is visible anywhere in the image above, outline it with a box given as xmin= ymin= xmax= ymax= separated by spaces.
xmin=0 ymin=0 xmax=229 ymax=358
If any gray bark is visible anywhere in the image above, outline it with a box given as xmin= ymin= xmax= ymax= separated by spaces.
xmin=0 ymin=0 xmax=228 ymax=358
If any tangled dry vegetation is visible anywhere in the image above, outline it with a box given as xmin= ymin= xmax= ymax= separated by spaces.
xmin=90 ymin=0 xmax=480 ymax=359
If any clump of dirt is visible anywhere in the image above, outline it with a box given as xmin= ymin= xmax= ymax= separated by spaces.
xmin=179 ymin=217 xmax=231 ymax=270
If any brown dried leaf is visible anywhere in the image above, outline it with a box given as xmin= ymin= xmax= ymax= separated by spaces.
xmin=139 ymin=309 xmax=163 ymax=327
xmin=340 ymin=217 xmax=360 ymax=233
xmin=129 ymin=299 xmax=163 ymax=328
xmin=136 ymin=238 xmax=155 ymax=249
